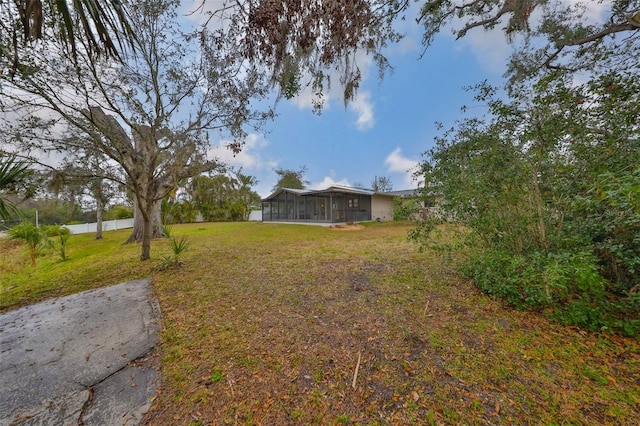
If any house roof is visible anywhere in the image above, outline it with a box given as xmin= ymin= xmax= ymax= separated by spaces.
xmin=262 ymin=185 xmax=418 ymax=201
xmin=380 ymin=189 xmax=420 ymax=198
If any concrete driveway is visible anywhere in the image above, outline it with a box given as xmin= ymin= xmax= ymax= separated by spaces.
xmin=0 ymin=278 xmax=162 ymax=425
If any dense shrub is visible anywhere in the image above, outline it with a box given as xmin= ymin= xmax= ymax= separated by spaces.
xmin=460 ymin=249 xmax=639 ymax=337
xmin=392 ymin=197 xmax=421 ymax=221
xmin=40 ymin=224 xmax=70 ymax=237
xmin=9 ymin=223 xmax=45 ymax=266
xmin=105 ymin=204 xmax=134 ymax=220
xmin=413 ymin=73 xmax=640 ymax=338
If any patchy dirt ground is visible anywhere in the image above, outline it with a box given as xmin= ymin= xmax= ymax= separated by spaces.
xmin=330 ymin=224 xmax=366 ymax=231
xmin=142 ymin=223 xmax=639 ymax=425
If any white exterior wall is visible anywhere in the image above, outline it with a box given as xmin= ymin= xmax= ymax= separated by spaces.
xmin=371 ymin=195 xmax=394 ymax=221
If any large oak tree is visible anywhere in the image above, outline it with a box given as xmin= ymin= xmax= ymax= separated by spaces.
xmin=0 ymin=0 xmax=272 ymax=260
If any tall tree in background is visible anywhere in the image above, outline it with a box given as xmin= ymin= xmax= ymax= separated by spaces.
xmin=371 ymin=176 xmax=393 ymax=192
xmin=272 ymin=167 xmax=309 ymax=191
xmin=46 ymin=148 xmax=122 ymax=239
xmin=187 ymin=169 xmax=260 ymax=222
xmin=0 ymin=0 xmax=272 ymax=260
xmin=235 ymin=172 xmax=261 ymax=220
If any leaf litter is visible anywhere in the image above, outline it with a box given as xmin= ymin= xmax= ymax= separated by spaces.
xmin=123 ymin=223 xmax=639 ymax=425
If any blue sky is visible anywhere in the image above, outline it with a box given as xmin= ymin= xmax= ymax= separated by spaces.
xmin=192 ymin=1 xmax=576 ymax=198
xmin=204 ymin=10 xmax=514 ymax=198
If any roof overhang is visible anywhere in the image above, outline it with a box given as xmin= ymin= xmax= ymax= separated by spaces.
xmin=262 ymin=185 xmax=419 ymax=202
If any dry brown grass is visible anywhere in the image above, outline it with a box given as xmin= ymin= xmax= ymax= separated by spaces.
xmin=2 ymin=222 xmax=638 ymax=425
xmin=140 ymin=223 xmax=639 ymax=425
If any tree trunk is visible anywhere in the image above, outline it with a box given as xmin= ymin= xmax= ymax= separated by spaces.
xmin=126 ymin=198 xmax=164 ymax=244
xmin=141 ymin=208 xmax=153 ymax=261
xmin=531 ymin=170 xmax=549 ymax=251
xmin=95 ymin=187 xmax=103 ymax=240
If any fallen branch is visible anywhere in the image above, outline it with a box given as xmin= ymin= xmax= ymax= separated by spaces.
xmin=352 ymin=351 xmax=362 ymax=389
xmin=227 ymin=378 xmax=234 ymax=397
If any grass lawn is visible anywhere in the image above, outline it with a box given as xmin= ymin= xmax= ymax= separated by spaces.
xmin=1 ymin=222 xmax=639 ymax=425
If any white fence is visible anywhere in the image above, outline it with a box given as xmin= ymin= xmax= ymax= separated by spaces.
xmin=248 ymin=210 xmax=262 ymax=221
xmin=64 ymin=218 xmax=135 ymax=235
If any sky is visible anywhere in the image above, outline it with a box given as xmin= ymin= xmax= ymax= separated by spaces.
xmin=202 ymin=5 xmax=514 ymax=198
xmin=3 ymin=1 xmax=610 ymax=204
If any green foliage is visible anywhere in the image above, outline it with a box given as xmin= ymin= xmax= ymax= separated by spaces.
xmin=40 ymin=225 xmax=70 ymax=237
xmin=170 ymin=236 xmax=189 ymax=257
xmin=210 ymin=368 xmax=225 ymax=383
xmin=157 ymin=235 xmax=189 ymax=270
xmin=568 ymin=168 xmax=640 ymax=293
xmin=54 ymin=232 xmax=70 ymax=261
xmin=0 ymin=154 xmax=32 ymax=220
xmin=105 ymin=204 xmax=134 ymax=220
xmin=413 ymin=72 xmax=640 ymax=337
xmin=41 ymin=225 xmax=71 ymax=261
xmin=335 ymin=414 xmax=349 ymax=424
xmin=10 ymin=224 xmax=72 ymax=263
xmin=22 ymin=200 xmax=90 ymax=225
xmin=169 ymin=171 xmax=260 ymax=223
xmin=272 ymin=166 xmax=308 ymax=191
xmin=392 ymin=197 xmax=421 ymax=221
xmin=162 ymin=223 xmax=173 ymax=238
xmin=460 ymin=249 xmax=638 ymax=335
xmin=9 ymin=223 xmax=45 ymax=266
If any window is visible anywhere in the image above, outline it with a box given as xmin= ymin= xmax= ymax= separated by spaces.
xmin=348 ymin=198 xmax=358 ymax=208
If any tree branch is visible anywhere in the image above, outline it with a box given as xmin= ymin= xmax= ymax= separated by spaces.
xmin=560 ymin=23 xmax=637 ymax=47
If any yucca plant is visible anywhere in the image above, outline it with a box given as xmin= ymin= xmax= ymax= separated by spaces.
xmin=162 ymin=223 xmax=173 ymax=238
xmin=157 ymin=235 xmax=189 ymax=270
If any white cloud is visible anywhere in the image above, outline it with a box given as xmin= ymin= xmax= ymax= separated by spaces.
xmin=207 ymin=133 xmax=274 ymax=170
xmin=385 ymin=148 xmax=419 ymax=188
xmin=310 ymin=175 xmax=351 ymax=190
xmin=350 ymin=91 xmax=375 ymax=130
xmin=457 ymin=27 xmax=512 ymax=75
xmin=566 ymin=0 xmax=608 ymax=24
xmin=385 ymin=148 xmax=417 ymax=173
xmin=288 ymin=48 xmax=376 ymax=131
xmin=291 ymin=83 xmax=332 ymax=111
xmin=291 ymin=81 xmax=375 ymax=131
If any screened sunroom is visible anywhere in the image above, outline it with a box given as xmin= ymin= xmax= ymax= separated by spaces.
xmin=261 ymin=186 xmax=376 ymax=224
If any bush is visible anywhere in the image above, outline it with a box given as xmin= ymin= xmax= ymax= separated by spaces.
xmin=9 ymin=223 xmax=45 ymax=266
xmin=40 ymin=225 xmax=70 ymax=237
xmin=461 ymin=249 xmax=639 ymax=337
xmin=569 ymin=168 xmax=640 ymax=294
xmin=105 ymin=205 xmax=134 ymax=220
xmin=392 ymin=197 xmax=421 ymax=221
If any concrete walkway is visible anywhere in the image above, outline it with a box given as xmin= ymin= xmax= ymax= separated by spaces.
xmin=0 ymin=278 xmax=162 ymax=425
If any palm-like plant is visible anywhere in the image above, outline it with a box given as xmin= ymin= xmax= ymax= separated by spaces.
xmin=0 ymin=154 xmax=31 ymax=221
xmin=9 ymin=223 xmax=44 ymax=266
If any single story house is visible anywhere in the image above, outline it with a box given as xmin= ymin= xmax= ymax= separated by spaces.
xmin=261 ymin=185 xmax=418 ymax=224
